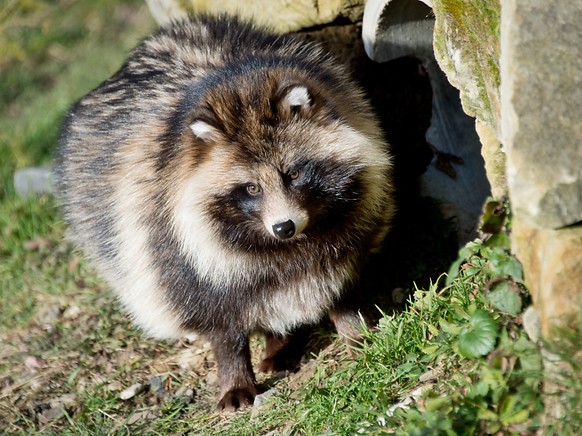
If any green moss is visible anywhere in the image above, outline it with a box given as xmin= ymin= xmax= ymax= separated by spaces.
xmin=432 ymin=0 xmax=501 ymax=132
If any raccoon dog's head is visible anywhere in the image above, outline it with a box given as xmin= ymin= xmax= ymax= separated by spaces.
xmin=174 ymin=67 xmax=390 ymax=251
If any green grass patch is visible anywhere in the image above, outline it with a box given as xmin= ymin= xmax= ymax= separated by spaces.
xmin=0 ymin=0 xmax=155 ymax=327
xmin=0 ymin=0 xmax=155 ymax=194
xmin=0 ymin=194 xmax=68 ymax=328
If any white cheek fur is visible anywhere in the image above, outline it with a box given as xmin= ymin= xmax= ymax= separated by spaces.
xmin=172 ymin=174 xmax=254 ymax=286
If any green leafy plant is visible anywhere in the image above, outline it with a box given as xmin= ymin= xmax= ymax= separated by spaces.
xmin=457 ymin=308 xmax=498 ymax=358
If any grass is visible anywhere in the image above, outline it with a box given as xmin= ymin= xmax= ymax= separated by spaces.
xmin=1 ymin=0 xmax=581 ymax=434
xmin=0 ymin=0 xmax=154 ymax=193
xmin=0 ymin=0 xmax=156 ymax=328
xmin=214 ymin=234 xmax=547 ymax=434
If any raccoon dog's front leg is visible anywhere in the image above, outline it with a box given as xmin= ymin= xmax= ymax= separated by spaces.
xmin=210 ymin=332 xmax=258 ymax=412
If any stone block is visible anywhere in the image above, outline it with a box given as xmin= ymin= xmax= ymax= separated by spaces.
xmin=14 ymin=166 xmax=53 ymax=197
xmin=430 ymin=0 xmax=506 ymax=204
xmin=476 ymin=119 xmax=507 ymax=198
xmin=431 ymin=0 xmax=501 ymax=139
xmin=146 ymin=0 xmax=364 ymax=32
xmin=501 ymin=0 xmax=582 ymax=229
xmin=512 ymin=219 xmax=582 ymax=338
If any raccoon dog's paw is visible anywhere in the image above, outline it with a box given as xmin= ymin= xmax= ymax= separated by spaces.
xmin=217 ymin=387 xmax=258 ymax=412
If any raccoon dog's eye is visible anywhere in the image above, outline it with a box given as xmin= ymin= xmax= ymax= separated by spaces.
xmin=289 ymin=169 xmax=300 ymax=180
xmin=246 ymin=183 xmax=261 ymax=195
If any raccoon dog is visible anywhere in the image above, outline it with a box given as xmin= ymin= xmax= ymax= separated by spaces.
xmin=55 ymin=15 xmax=394 ymax=411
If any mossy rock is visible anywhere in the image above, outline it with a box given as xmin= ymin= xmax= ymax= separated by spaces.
xmin=432 ymin=0 xmax=501 ymax=138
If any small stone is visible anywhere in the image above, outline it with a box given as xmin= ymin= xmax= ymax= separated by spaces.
xmin=120 ymin=383 xmax=146 ymax=400
xmin=205 ymin=370 xmax=218 ymax=386
xmin=149 ymin=375 xmax=168 ymax=397
xmin=522 ymin=306 xmax=541 ymax=344
xmin=251 ymin=388 xmax=278 ymax=418
xmin=24 ymin=355 xmax=48 ymax=371
xmin=36 ymin=395 xmax=75 ymax=424
xmin=14 ymin=166 xmax=53 ymax=197
xmin=39 ymin=405 xmax=65 ymax=423
xmin=37 ymin=305 xmax=62 ymax=330
xmin=174 ymin=386 xmax=195 ymax=404
xmin=106 ymin=381 xmax=123 ymax=392
xmin=177 ymin=347 xmax=206 ymax=370
xmin=49 ymin=393 xmax=76 ymax=408
xmin=126 ymin=409 xmax=159 ymax=425
xmin=62 ymin=305 xmax=82 ymax=320
xmin=253 ymin=388 xmax=277 ymax=409
xmin=30 ymin=378 xmax=44 ymax=391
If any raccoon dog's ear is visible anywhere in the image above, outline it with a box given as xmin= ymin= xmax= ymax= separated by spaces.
xmin=279 ymin=85 xmax=313 ymax=113
xmin=189 ymin=120 xmax=221 ymax=142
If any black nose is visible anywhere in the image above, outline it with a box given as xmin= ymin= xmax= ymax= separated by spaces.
xmin=272 ymin=220 xmax=296 ymax=240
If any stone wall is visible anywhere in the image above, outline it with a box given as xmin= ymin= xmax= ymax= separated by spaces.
xmin=395 ymin=0 xmax=582 ymax=341
xmin=431 ymin=0 xmax=506 ymax=198
xmin=500 ymin=0 xmax=582 ymax=337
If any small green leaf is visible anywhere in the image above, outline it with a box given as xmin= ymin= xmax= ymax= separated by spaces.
xmin=499 ymin=394 xmax=530 ymax=425
xmin=446 ymin=244 xmax=481 ymax=285
xmin=499 ymin=394 xmax=517 ymax=416
xmin=427 ymin=323 xmax=440 ymax=337
xmin=483 ymin=232 xmax=510 ymax=249
xmin=487 ymin=250 xmax=524 ymax=282
xmin=477 ymin=409 xmax=499 ymax=421
xmin=439 ymin=317 xmax=461 ymax=335
xmin=452 ymin=304 xmax=470 ymax=321
xmin=457 ymin=309 xmax=498 ymax=358
xmin=502 ymin=408 xmax=530 ymax=426
xmin=463 ymin=266 xmax=481 ymax=278
xmin=446 ymin=259 xmax=464 ymax=285
xmin=480 ymin=198 xmax=508 ymax=235
xmin=487 ymin=281 xmax=523 ymax=315
xmin=476 ymin=380 xmax=489 ymax=397
xmin=485 ymin=421 xmax=502 ymax=434
xmin=425 ymin=396 xmax=452 ymax=412
xmin=422 ymin=343 xmax=441 ymax=355
xmin=501 ymin=257 xmax=524 ymax=282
